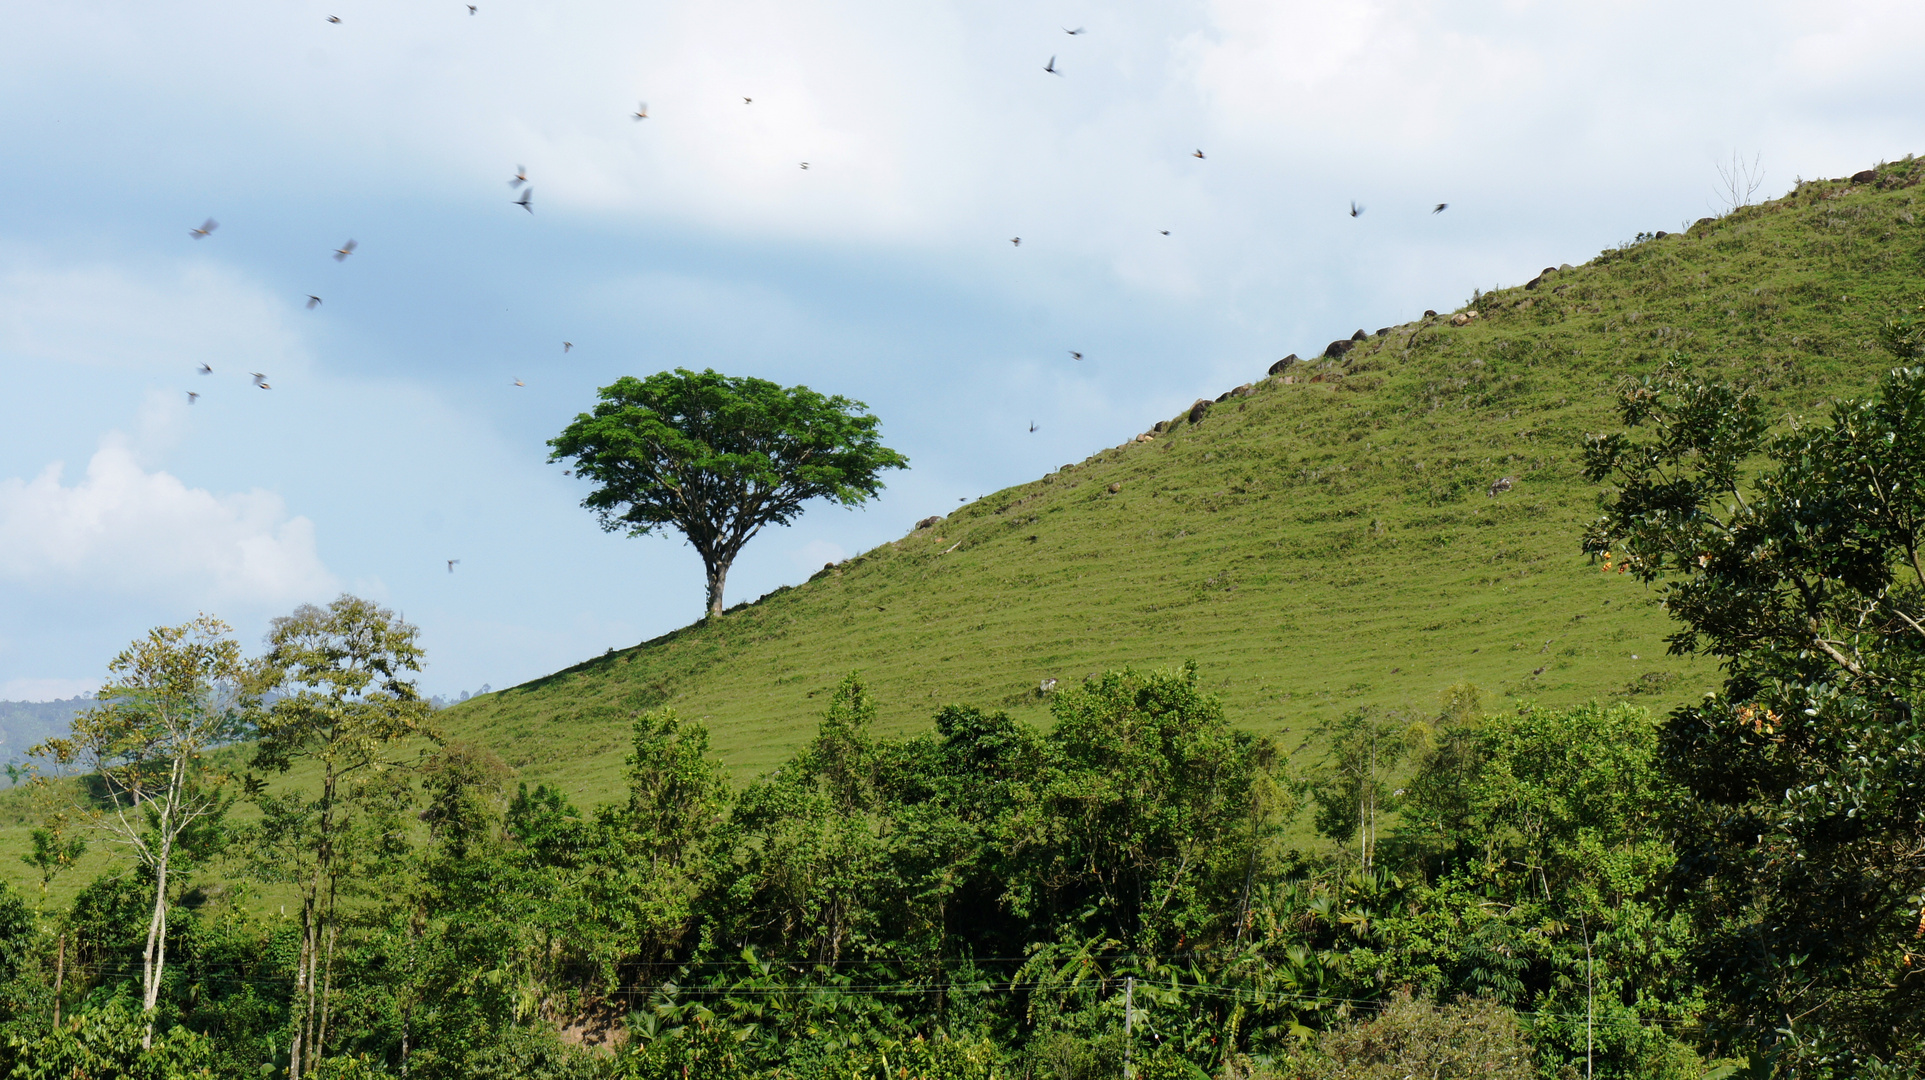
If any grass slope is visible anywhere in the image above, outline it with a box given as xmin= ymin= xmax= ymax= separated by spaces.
xmin=441 ymin=158 xmax=1925 ymax=801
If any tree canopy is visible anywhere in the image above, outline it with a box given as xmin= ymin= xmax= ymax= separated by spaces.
xmin=1582 ymin=348 xmax=1925 ymax=1069
xmin=548 ymin=369 xmax=908 ymax=618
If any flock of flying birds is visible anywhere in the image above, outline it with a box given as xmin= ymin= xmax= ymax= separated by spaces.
xmin=173 ymin=13 xmax=1458 ymax=566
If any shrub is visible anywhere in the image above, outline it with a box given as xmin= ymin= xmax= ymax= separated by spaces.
xmin=1297 ymin=992 xmax=1544 ymax=1080
xmin=1 ymin=997 xmax=216 ymax=1080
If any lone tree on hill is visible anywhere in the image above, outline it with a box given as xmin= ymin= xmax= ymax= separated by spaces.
xmin=549 ymin=368 xmax=908 ymax=619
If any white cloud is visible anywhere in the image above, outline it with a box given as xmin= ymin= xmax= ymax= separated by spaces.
xmin=0 ymin=435 xmax=336 ymax=606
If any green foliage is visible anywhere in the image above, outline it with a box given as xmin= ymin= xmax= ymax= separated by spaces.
xmin=26 ymin=614 xmax=249 ymax=1043
xmin=548 ymin=368 xmax=908 ymax=617
xmin=1290 ymin=992 xmax=1542 ymax=1080
xmin=2 ymin=997 xmax=216 ymax=1079
xmin=250 ymin=595 xmax=436 ymax=778
xmin=248 ymin=594 xmax=436 ymax=1079
xmin=1582 ymin=344 xmax=1925 ymax=1063
xmin=1301 ymin=708 xmax=1423 ymax=870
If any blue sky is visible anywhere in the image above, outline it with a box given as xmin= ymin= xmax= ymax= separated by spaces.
xmin=3 ymin=0 xmax=1921 ymax=699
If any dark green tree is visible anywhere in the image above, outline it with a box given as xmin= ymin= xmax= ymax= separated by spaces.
xmin=249 ymin=595 xmax=437 ymax=1079
xmin=547 ymin=369 xmax=909 ymax=618
xmin=1581 ymin=353 xmax=1925 ymax=1069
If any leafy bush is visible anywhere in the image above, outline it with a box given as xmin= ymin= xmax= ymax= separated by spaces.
xmin=1294 ymin=992 xmax=1543 ymax=1080
xmin=2 ymin=997 xmax=216 ymax=1080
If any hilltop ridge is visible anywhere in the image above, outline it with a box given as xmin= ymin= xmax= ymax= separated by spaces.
xmin=446 ymin=156 xmax=1925 ymax=799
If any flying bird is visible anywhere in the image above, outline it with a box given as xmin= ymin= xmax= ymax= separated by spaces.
xmin=1350 ymin=201 xmax=1364 ymax=217
xmin=1029 ymin=420 xmax=1038 ymax=433
xmin=509 ymin=165 xmax=528 ymax=188
xmin=1064 ymin=26 xmax=1085 ymax=34
xmin=514 ymin=378 xmax=525 ymax=386
xmin=189 ymin=218 xmax=218 ymax=240
xmin=513 ymin=188 xmax=532 ymax=212
xmin=632 ymin=102 xmax=649 ymax=120
xmin=1010 ymin=237 xmax=1021 ymax=246
xmin=1159 ymin=229 xmax=1170 ymax=235
xmin=197 ymin=363 xmax=213 ymax=375
xmin=186 ymin=391 xmax=200 ymax=404
xmin=448 ymin=559 xmax=460 ymax=573
xmin=563 ymin=342 xmax=572 ymax=352
xmin=333 ymin=239 xmax=357 ymax=261
xmin=1068 ymin=351 xmax=1083 ymax=361
xmin=1192 ymin=149 xmax=1205 ymax=159
xmin=1433 ymin=203 xmax=1448 ymax=214
xmin=250 ymin=372 xmax=271 ymax=389
xmin=305 ymin=295 xmax=323 ymax=309
xmin=326 ymin=15 xmax=340 ymax=22
xmin=743 ymin=97 xmax=753 ymax=104
xmin=468 ymin=4 xmax=476 ymax=12
xmin=800 ymin=162 xmax=809 ymax=169
xmin=1044 ymin=55 xmax=1061 ymax=75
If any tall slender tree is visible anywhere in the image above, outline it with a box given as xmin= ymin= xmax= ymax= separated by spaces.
xmin=548 ymin=368 xmax=908 ymax=619
xmin=30 ymin=614 xmax=249 ymax=1048
xmin=249 ymin=595 xmax=436 ymax=1079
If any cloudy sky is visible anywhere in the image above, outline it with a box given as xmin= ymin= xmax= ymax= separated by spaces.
xmin=2 ymin=0 xmax=1920 ymax=699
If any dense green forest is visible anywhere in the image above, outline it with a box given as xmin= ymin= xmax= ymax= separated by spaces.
xmin=10 ymin=322 xmax=1925 ymax=1075
xmin=5 ymin=163 xmax=1925 ymax=1077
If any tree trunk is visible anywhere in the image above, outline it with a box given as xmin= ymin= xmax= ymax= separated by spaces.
xmin=140 ymin=787 xmax=175 ymax=1051
xmin=291 ymin=770 xmax=336 ymax=1080
xmin=704 ymin=558 xmax=730 ymax=619
xmin=52 ymin=933 xmax=64 ymax=1029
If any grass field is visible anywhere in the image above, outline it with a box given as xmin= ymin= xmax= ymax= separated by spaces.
xmin=4 ymin=156 xmax=1922 ymax=892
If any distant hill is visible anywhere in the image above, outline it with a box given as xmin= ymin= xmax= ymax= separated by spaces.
xmin=0 ymin=697 xmax=88 ymax=771
xmin=444 ymin=157 xmax=1925 ymax=802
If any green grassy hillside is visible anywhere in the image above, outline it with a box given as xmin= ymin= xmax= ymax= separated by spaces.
xmin=437 ymin=157 xmax=1925 ymax=800
xmin=9 ymin=160 xmax=1917 ymax=893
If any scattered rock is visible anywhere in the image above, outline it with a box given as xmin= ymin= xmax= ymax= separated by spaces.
xmin=1188 ymin=398 xmax=1211 ymax=424
xmin=1558 ymin=263 xmax=1573 ymax=271
xmin=1215 ymin=389 xmax=1234 ymax=403
xmin=1450 ymin=312 xmax=1472 ymax=326
xmin=1268 ymin=354 xmax=1299 ymax=376
xmin=1542 ymin=266 xmax=1557 ymax=276
xmin=1423 ymin=309 xmax=1438 ymax=318
xmin=1525 ymin=276 xmax=1542 ymax=290
xmin=1231 ymin=383 xmax=1254 ymax=397
xmin=1852 ymin=168 xmax=1877 ymax=184
xmin=1152 ymin=420 xmax=1169 ymax=433
xmin=1375 ymin=327 xmax=1390 ymax=337
xmin=1323 ymin=339 xmax=1355 ymax=359
xmin=1041 ymin=678 xmax=1058 ymax=693
xmin=1135 ymin=433 xmax=1155 ymax=443
xmin=1654 ymin=230 xmax=1669 ymax=238
xmin=1281 ymin=375 xmax=1297 ymax=384
xmin=1532 ymin=666 xmax=1545 ymax=676
xmin=1487 ymin=476 xmax=1514 ymax=497
xmin=914 ymin=515 xmax=943 ymax=530
xmin=1695 ymin=217 xmax=1715 ymax=227
xmin=1350 ymin=329 xmax=1367 ymax=341
xmin=1107 ymin=482 xmax=1122 ymax=494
